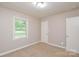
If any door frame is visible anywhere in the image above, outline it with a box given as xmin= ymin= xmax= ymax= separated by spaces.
xmin=41 ymin=20 xmax=48 ymax=43
xmin=66 ymin=16 xmax=79 ymax=53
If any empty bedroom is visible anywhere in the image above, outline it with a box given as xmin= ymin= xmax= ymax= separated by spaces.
xmin=0 ymin=1 xmax=79 ymax=57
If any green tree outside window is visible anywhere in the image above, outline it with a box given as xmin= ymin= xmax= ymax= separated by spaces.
xmin=15 ymin=17 xmax=27 ymax=38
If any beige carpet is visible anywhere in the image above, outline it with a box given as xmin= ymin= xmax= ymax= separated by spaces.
xmin=2 ymin=42 xmax=79 ymax=57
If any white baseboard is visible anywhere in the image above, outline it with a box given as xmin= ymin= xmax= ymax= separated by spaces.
xmin=44 ymin=42 xmax=79 ymax=54
xmin=43 ymin=42 xmax=65 ymax=49
xmin=1 ymin=41 xmax=79 ymax=56
xmin=48 ymin=43 xmax=65 ymax=49
xmin=0 ymin=41 xmax=40 ymax=56
xmin=66 ymin=48 xmax=79 ymax=54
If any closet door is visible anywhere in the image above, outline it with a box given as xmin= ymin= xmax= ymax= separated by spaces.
xmin=66 ymin=17 xmax=79 ymax=52
xmin=41 ymin=20 xmax=48 ymax=43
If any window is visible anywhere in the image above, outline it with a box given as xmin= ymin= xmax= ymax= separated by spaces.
xmin=14 ymin=17 xmax=28 ymax=39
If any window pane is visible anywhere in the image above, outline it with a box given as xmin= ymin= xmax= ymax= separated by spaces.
xmin=15 ymin=18 xmax=26 ymax=38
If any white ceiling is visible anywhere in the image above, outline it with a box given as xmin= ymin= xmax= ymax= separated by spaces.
xmin=0 ymin=2 xmax=79 ymax=18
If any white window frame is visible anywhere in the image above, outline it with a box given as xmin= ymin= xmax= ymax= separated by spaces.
xmin=13 ymin=16 xmax=28 ymax=40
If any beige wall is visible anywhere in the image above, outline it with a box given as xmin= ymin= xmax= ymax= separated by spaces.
xmin=1 ymin=5 xmax=79 ymax=53
xmin=41 ymin=9 xmax=79 ymax=48
xmin=0 ymin=7 xmax=41 ymax=53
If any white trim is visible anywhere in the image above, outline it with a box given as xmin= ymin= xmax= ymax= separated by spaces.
xmin=0 ymin=41 xmax=40 ymax=56
xmin=48 ymin=42 xmax=79 ymax=54
xmin=66 ymin=17 xmax=79 ymax=54
xmin=13 ymin=16 xmax=29 ymax=40
xmin=41 ymin=20 xmax=48 ymax=43
xmin=66 ymin=48 xmax=79 ymax=54
xmin=47 ymin=43 xmax=65 ymax=49
xmin=44 ymin=42 xmax=79 ymax=54
xmin=42 ymin=42 xmax=65 ymax=49
xmin=1 ymin=41 xmax=78 ymax=56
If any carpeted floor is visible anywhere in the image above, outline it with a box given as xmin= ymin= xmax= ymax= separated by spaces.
xmin=2 ymin=42 xmax=79 ymax=57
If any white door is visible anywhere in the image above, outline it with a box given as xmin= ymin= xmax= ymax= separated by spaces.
xmin=41 ymin=20 xmax=48 ymax=43
xmin=66 ymin=17 xmax=79 ymax=52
